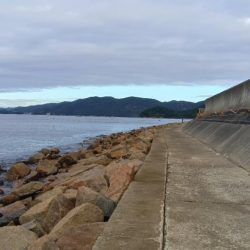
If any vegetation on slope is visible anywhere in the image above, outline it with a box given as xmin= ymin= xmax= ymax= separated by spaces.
xmin=140 ymin=106 xmax=199 ymax=118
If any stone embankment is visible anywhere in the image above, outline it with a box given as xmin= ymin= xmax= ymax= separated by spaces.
xmin=0 ymin=125 xmax=162 ymax=250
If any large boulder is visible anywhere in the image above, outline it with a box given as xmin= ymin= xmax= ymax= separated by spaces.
xmin=41 ymin=148 xmax=60 ymax=159
xmin=63 ymin=168 xmax=108 ymax=193
xmin=50 ymin=203 xmax=104 ymax=237
xmin=36 ymin=160 xmax=58 ymax=176
xmin=0 ymin=200 xmax=27 ymax=225
xmin=68 ymin=163 xmax=104 ymax=177
xmin=105 ymin=163 xmax=137 ymax=202
xmin=0 ymin=226 xmax=37 ymax=250
xmin=127 ymin=138 xmax=150 ymax=153
xmin=105 ymin=159 xmax=143 ymax=179
xmin=57 ymin=155 xmax=77 ymax=169
xmin=67 ymin=151 xmax=85 ymax=161
xmin=55 ymin=223 xmax=105 ymax=250
xmin=22 ymin=220 xmax=46 ymax=237
xmin=13 ymin=181 xmax=44 ymax=198
xmin=76 ymin=186 xmax=116 ymax=219
xmin=20 ymin=194 xmax=74 ymax=233
xmin=0 ymin=193 xmax=19 ymax=205
xmin=24 ymin=170 xmax=39 ymax=183
xmin=6 ymin=163 xmax=31 ymax=181
xmin=27 ymin=235 xmax=58 ymax=250
xmin=28 ymin=152 xmax=44 ymax=164
xmin=77 ymin=155 xmax=111 ymax=166
xmin=63 ymin=189 xmax=77 ymax=204
xmin=129 ymin=150 xmax=146 ymax=161
xmin=109 ymin=144 xmax=129 ymax=159
xmin=35 ymin=186 xmax=67 ymax=202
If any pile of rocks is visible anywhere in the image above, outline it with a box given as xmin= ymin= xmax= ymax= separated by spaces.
xmin=0 ymin=126 xmax=159 ymax=250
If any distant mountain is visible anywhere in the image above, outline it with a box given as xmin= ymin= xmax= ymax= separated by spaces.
xmin=0 ymin=96 xmax=204 ymax=117
xmin=140 ymin=106 xmax=199 ymax=119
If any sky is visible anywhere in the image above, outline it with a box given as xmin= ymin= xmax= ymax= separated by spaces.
xmin=0 ymin=0 xmax=250 ymax=107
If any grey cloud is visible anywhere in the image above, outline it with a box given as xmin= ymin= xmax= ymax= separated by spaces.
xmin=0 ymin=0 xmax=250 ymax=91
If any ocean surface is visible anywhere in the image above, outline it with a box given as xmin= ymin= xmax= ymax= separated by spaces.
xmin=0 ymin=114 xmax=181 ymax=168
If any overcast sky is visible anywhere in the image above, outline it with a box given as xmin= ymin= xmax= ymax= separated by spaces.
xmin=0 ymin=0 xmax=250 ymax=106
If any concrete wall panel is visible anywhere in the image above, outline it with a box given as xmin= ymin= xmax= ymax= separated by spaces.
xmin=184 ymin=121 xmax=250 ymax=172
xmin=205 ymin=79 xmax=250 ymax=113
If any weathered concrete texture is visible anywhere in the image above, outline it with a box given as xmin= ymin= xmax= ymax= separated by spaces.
xmin=184 ymin=120 xmax=250 ymax=172
xmin=205 ymin=79 xmax=250 ymax=113
xmin=165 ymin=126 xmax=250 ymax=250
xmin=93 ymin=128 xmax=168 ymax=250
xmin=93 ymin=123 xmax=250 ymax=249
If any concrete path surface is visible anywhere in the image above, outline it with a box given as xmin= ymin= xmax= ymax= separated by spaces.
xmin=93 ymin=124 xmax=250 ymax=250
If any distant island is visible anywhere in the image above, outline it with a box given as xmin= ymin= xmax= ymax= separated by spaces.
xmin=0 ymin=96 xmax=204 ymax=118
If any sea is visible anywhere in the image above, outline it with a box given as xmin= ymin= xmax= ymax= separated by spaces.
xmin=0 ymin=114 xmax=181 ymax=169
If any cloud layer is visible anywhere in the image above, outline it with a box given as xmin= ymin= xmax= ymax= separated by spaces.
xmin=0 ymin=0 xmax=250 ymax=90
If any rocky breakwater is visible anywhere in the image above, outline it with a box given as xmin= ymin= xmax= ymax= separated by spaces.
xmin=0 ymin=126 xmax=160 ymax=250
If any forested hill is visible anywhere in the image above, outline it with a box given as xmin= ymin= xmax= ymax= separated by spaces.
xmin=0 ymin=96 xmax=204 ymax=117
xmin=140 ymin=106 xmax=199 ymax=118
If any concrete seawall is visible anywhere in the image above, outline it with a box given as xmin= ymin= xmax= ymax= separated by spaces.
xmin=184 ymin=119 xmax=250 ymax=172
xmin=205 ymin=79 xmax=250 ymax=113
xmin=93 ymin=123 xmax=250 ymax=249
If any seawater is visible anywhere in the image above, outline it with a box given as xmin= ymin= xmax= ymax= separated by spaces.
xmin=0 ymin=114 xmax=181 ymax=168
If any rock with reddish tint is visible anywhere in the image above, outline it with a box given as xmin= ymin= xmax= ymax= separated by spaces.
xmin=55 ymin=223 xmax=105 ymax=250
xmin=13 ymin=181 xmax=44 ymax=198
xmin=20 ymin=194 xmax=74 ymax=233
xmin=0 ymin=200 xmax=27 ymax=225
xmin=0 ymin=193 xmax=19 ymax=205
xmin=0 ymin=189 xmax=4 ymax=195
xmin=76 ymin=186 xmax=115 ymax=218
xmin=36 ymin=159 xmax=58 ymax=176
xmin=0 ymin=226 xmax=37 ymax=250
xmin=6 ymin=163 xmax=31 ymax=181
xmin=105 ymin=164 xmax=137 ymax=202
xmin=50 ymin=203 xmax=104 ymax=238
xmin=105 ymin=159 xmax=143 ymax=179
xmin=109 ymin=144 xmax=129 ymax=159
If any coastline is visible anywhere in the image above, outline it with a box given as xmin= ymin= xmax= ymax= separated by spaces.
xmin=0 ymin=123 xmax=170 ymax=249
xmin=0 ymin=136 xmax=100 ymax=195
xmin=0 ymin=114 xmax=172 ymax=170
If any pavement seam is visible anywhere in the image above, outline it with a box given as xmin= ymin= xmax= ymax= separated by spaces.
xmin=179 ymin=199 xmax=250 ymax=206
xmin=162 ymin=130 xmax=169 ymax=250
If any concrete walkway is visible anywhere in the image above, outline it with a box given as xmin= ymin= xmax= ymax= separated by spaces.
xmin=93 ymin=125 xmax=250 ymax=249
xmin=165 ymin=125 xmax=250 ymax=250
